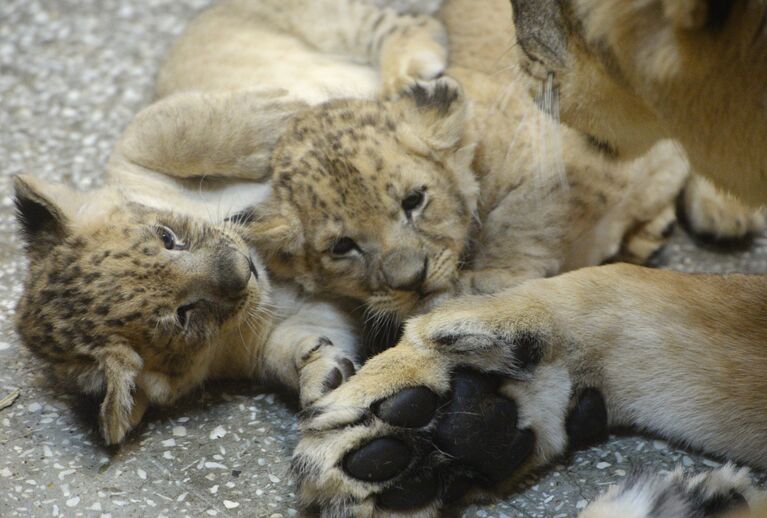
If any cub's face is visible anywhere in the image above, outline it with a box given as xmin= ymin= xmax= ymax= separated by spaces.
xmin=243 ymin=79 xmax=479 ymax=319
xmin=512 ymin=0 xmax=767 ymax=204
xmin=14 ymin=176 xmax=268 ymax=384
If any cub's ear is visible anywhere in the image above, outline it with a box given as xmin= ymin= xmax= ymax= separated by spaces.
xmin=393 ymin=76 xmax=469 ymax=155
xmin=227 ymin=199 xmax=305 ymax=258
xmin=14 ymin=175 xmax=77 ymax=258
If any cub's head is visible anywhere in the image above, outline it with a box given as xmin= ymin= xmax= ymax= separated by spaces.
xmin=14 ymin=175 xmax=268 ymax=444
xmin=241 ymin=78 xmax=478 ymax=320
xmin=512 ymin=0 xmax=767 ymax=204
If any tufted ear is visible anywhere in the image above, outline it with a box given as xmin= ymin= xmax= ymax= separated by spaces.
xmin=393 ymin=76 xmax=470 ymax=155
xmin=14 ymin=175 xmax=79 ymax=259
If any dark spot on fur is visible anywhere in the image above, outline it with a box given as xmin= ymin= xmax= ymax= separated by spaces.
xmin=408 ymin=81 xmax=459 ymax=115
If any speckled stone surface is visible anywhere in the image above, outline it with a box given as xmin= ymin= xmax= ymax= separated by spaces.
xmin=0 ymin=1 xmax=765 ymax=517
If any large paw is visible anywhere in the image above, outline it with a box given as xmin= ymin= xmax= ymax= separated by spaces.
xmin=292 ymin=297 xmax=608 ymax=516
xmin=297 ymin=336 xmax=357 ymax=408
xmin=581 ymin=463 xmax=764 ymax=518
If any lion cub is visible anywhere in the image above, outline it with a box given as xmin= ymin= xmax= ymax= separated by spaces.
xmin=12 ymin=0 xmax=452 ymax=445
xmin=241 ymin=77 xmax=687 ymax=320
xmin=14 ymin=173 xmax=359 ymax=445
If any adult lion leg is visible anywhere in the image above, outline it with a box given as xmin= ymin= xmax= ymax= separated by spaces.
xmin=294 ymin=264 xmax=767 ymax=516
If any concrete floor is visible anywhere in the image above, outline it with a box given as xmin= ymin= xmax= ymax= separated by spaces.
xmin=0 ymin=0 xmax=765 ymax=516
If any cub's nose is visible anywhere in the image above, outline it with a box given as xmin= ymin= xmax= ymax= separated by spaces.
xmin=381 ymin=249 xmax=428 ymax=292
xmin=213 ymin=247 xmax=253 ymax=296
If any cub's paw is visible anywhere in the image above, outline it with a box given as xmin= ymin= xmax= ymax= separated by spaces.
xmin=379 ymin=16 xmax=448 ymax=98
xmin=581 ymin=463 xmax=762 ymax=518
xmin=682 ymin=175 xmax=766 ymax=241
xmin=297 ymin=336 xmax=357 ymax=408
xmin=618 ymin=205 xmax=677 ymax=265
xmin=292 ymin=298 xmax=609 ymax=516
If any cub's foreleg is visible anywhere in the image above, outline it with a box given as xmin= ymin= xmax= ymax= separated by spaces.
xmin=254 ymin=299 xmax=360 ymax=408
xmin=109 ymin=90 xmax=305 ymax=182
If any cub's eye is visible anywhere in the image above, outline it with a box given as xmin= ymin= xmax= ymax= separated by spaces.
xmin=156 ymin=225 xmax=183 ymax=250
xmin=330 ymin=237 xmax=359 ymax=256
xmin=402 ymin=188 xmax=426 ymax=214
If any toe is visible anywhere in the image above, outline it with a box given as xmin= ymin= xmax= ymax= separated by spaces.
xmin=339 ymin=358 xmax=356 ymax=379
xmin=565 ymin=387 xmax=608 ymax=451
xmin=373 ymin=386 xmax=440 ymax=428
xmin=322 ymin=368 xmax=343 ymax=392
xmin=343 ymin=437 xmax=411 ymax=482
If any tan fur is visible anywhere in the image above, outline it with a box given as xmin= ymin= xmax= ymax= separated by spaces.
xmin=294 ymin=263 xmax=767 ymax=516
xmin=13 ymin=0 xmax=451 ymax=445
xmin=14 ymin=172 xmax=361 ymax=445
xmin=288 ymin=1 xmax=767 ymax=516
xmin=512 ymin=0 xmax=767 ymax=207
xmin=16 ymin=0 xmax=767 ymax=515
xmin=239 ymin=0 xmax=689 ymax=320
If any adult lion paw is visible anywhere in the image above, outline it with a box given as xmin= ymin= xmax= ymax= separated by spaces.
xmin=297 ymin=336 xmax=357 ymax=408
xmin=292 ymin=296 xmax=609 ymax=516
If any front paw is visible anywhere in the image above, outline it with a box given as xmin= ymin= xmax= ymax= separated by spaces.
xmin=292 ymin=296 xmax=609 ymax=516
xmin=297 ymin=336 xmax=357 ymax=408
xmin=379 ymin=17 xmax=447 ymax=98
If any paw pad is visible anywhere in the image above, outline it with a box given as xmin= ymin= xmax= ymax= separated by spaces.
xmin=373 ymin=386 xmax=439 ymax=428
xmin=377 ymin=474 xmax=439 ymax=511
xmin=436 ymin=370 xmax=534 ymax=484
xmin=565 ymin=387 xmax=608 ymax=451
xmin=343 ymin=437 xmax=411 ymax=482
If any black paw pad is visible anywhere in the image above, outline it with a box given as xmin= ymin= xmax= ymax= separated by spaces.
xmin=434 ymin=370 xmax=535 ymax=484
xmin=343 ymin=437 xmax=411 ymax=482
xmin=377 ymin=474 xmax=438 ymax=511
xmin=373 ymin=387 xmax=439 ymax=428
xmin=566 ymin=388 xmax=608 ymax=451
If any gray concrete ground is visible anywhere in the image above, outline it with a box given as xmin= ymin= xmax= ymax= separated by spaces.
xmin=0 ymin=1 xmax=765 ymax=516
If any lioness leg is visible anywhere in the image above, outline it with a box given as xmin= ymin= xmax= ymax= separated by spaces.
xmin=293 ymin=264 xmax=767 ymax=515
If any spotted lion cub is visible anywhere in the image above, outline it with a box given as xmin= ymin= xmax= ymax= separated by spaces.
xmin=12 ymin=0 xmax=450 ymax=445
xmin=240 ymin=55 xmax=687 ymax=322
xmin=14 ymin=170 xmax=359 ymax=445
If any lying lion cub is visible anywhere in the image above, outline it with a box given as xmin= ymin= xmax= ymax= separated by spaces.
xmin=13 ymin=0 xmax=447 ymax=445
xmin=15 ymin=0 xmax=762 ymax=516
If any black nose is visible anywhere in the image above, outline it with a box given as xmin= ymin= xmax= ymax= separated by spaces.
xmin=214 ymin=248 xmax=253 ymax=296
xmin=381 ymin=250 xmax=428 ymax=292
